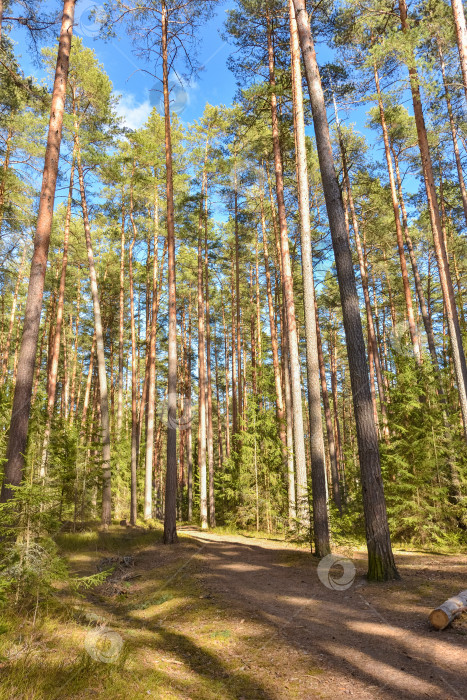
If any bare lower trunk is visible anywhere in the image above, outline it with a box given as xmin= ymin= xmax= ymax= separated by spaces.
xmin=187 ymin=310 xmax=193 ymax=520
xmin=283 ymin=326 xmax=296 ymax=528
xmin=293 ymin=0 xmax=398 ymax=579
xmin=315 ymin=301 xmax=341 ymax=512
xmin=162 ymin=0 xmax=178 ymax=544
xmin=290 ymin=0 xmax=329 ymax=555
xmin=234 ymin=181 xmax=242 ymax=428
xmin=1 ymin=0 xmax=75 ymax=503
xmin=144 ymin=189 xmax=159 ymax=520
xmin=197 ymin=165 xmax=208 ymax=529
xmin=40 ymin=146 xmax=76 ymax=477
xmin=76 ymin=142 xmax=112 ymax=527
xmin=267 ymin=12 xmax=309 ymax=531
xmin=260 ymin=183 xmax=288 ymax=469
xmin=222 ymin=306 xmax=231 ymax=458
xmin=1 ymin=244 xmax=27 ymax=386
xmin=69 ymin=279 xmax=80 ymax=423
xmin=231 ymin=257 xmax=238 ymax=436
xmin=129 ymin=186 xmax=138 ymax=526
xmin=205 ymin=193 xmax=215 ymax=528
xmin=117 ymin=194 xmax=125 ymax=436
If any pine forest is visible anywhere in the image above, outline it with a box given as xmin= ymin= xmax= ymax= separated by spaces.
xmin=0 ymin=0 xmax=466 ymax=697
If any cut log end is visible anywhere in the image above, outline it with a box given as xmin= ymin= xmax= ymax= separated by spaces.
xmin=429 ymin=608 xmax=450 ymax=631
xmin=429 ymin=590 xmax=467 ymax=630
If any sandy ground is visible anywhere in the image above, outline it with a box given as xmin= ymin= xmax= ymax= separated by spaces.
xmin=174 ymin=528 xmax=467 ymax=700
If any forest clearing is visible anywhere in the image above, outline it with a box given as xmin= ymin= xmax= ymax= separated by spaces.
xmin=1 ymin=0 xmax=467 ymax=697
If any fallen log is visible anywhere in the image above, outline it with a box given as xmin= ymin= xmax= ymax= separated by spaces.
xmin=429 ymin=590 xmax=467 ymax=630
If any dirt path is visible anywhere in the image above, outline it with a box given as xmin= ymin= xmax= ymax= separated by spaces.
xmin=179 ymin=529 xmax=467 ymax=700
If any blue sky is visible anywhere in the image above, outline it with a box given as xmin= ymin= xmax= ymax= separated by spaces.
xmin=75 ymin=1 xmax=239 ymax=128
xmin=10 ymin=0 xmax=416 ymax=193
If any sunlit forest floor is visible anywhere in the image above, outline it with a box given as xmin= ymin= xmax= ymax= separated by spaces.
xmin=1 ymin=524 xmax=466 ymax=699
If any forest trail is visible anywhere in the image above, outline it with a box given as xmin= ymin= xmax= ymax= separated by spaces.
xmin=176 ymin=528 xmax=467 ymax=700
xmin=2 ymin=526 xmax=467 ymax=699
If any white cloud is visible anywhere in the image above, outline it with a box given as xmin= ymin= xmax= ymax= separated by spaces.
xmin=114 ymin=92 xmax=152 ymax=131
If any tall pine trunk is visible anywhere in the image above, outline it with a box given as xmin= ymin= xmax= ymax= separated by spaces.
xmin=267 ymin=11 xmax=309 ymax=531
xmin=450 ymin=0 xmax=467 ymax=104
xmin=76 ymin=137 xmax=112 ymax=527
xmin=293 ymin=0 xmax=398 ymax=579
xmin=162 ymin=0 xmax=178 ymax=544
xmin=40 ymin=146 xmax=76 ymax=477
xmin=290 ymin=0 xmax=329 ymax=555
xmin=1 ymin=0 xmax=75 ymax=503
xmin=197 ymin=165 xmax=208 ymax=529
xmin=205 ymin=191 xmax=215 ymax=527
xmin=144 ymin=187 xmax=160 ymax=520
xmin=129 ymin=183 xmax=138 ymax=525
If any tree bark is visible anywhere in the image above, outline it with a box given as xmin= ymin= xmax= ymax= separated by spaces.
xmin=267 ymin=11 xmax=309 ymax=531
xmin=39 ymin=145 xmax=76 ymax=477
xmin=450 ymin=0 xmax=467 ymax=105
xmin=128 ymin=179 xmax=138 ymax=526
xmin=187 ymin=306 xmax=193 ymax=520
xmin=1 ymin=0 xmax=75 ymax=504
xmin=76 ymin=138 xmax=112 ymax=527
xmin=197 ymin=163 xmax=208 ymax=530
xmin=222 ymin=305 xmax=231 ymax=458
xmin=293 ymin=0 xmax=398 ymax=579
xmin=162 ymin=0 xmax=178 ymax=544
xmin=144 ymin=186 xmax=159 ymax=520
xmin=290 ymin=0 xmax=329 ymax=555
xmin=205 ymin=189 xmax=215 ymax=527
xmin=117 ymin=192 xmax=125 ymax=436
